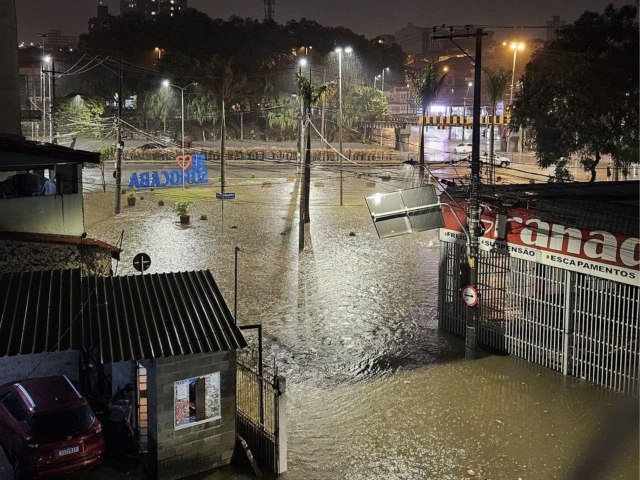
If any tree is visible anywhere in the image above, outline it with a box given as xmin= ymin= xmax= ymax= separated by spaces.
xmin=295 ymin=73 xmax=335 ymax=225
xmin=406 ymin=64 xmax=447 ymax=178
xmin=484 ymin=69 xmax=511 ymax=184
xmin=266 ymin=95 xmax=298 ymax=141
xmin=53 ymin=94 xmax=105 ymax=138
xmin=188 ymin=92 xmax=217 ymax=141
xmin=142 ymin=88 xmax=177 ymax=133
xmin=512 ymin=4 xmax=639 ymax=181
xmin=343 ymin=84 xmax=389 ymax=142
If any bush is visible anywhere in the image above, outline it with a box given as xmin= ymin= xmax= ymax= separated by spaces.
xmin=174 ymin=201 xmax=192 ymax=216
xmin=158 ymin=200 xmax=165 ymax=206
xmin=200 ymin=214 xmax=208 ymax=221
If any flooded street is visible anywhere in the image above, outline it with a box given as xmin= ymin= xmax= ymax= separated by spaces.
xmin=84 ymin=165 xmax=638 ymax=480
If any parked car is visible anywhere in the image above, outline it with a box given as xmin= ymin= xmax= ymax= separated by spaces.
xmin=0 ymin=375 xmax=104 ymax=479
xmin=481 ymin=153 xmax=511 ymax=167
xmin=453 ymin=143 xmax=472 ymax=155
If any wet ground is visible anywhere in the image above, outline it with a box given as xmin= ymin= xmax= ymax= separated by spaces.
xmin=75 ymin=156 xmax=640 ymax=480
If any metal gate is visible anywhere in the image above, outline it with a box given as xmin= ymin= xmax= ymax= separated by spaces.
xmin=438 ymin=242 xmax=640 ymax=395
xmin=236 ymin=357 xmax=283 ymax=474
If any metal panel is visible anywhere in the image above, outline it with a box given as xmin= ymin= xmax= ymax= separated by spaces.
xmin=0 ymin=269 xmax=247 ymax=363
xmin=366 ymin=186 xmax=444 ymax=239
xmin=572 ymin=275 xmax=639 ymax=395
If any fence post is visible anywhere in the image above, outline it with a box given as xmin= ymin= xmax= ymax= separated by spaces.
xmin=562 ymin=270 xmax=574 ymax=375
xmin=276 ymin=375 xmax=287 ymax=474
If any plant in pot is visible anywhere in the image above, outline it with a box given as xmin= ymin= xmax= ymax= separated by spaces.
xmin=127 ymin=191 xmax=137 ymax=206
xmin=174 ymin=201 xmax=192 ymax=224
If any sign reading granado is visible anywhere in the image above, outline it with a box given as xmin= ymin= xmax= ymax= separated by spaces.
xmin=128 ymin=153 xmax=208 ymax=189
xmin=440 ymin=202 xmax=640 ymax=286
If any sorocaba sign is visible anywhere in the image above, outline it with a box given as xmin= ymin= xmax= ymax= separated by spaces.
xmin=128 ymin=153 xmax=208 ymax=189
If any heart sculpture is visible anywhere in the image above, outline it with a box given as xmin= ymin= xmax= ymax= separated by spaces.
xmin=175 ymin=155 xmax=192 ymax=170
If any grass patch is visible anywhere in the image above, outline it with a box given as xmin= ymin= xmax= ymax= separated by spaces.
xmin=154 ymin=186 xmax=218 ymax=202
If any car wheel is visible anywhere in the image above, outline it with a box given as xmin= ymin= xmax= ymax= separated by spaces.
xmin=500 ymin=161 xmax=508 ymax=167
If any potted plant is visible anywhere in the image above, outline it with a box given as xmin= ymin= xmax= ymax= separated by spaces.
xmin=174 ymin=201 xmax=192 ymax=224
xmin=127 ymin=191 xmax=136 ymax=206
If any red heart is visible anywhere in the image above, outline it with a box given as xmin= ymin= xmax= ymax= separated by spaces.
xmin=175 ymin=155 xmax=192 ymax=170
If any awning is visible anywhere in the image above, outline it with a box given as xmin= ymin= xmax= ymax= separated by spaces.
xmin=0 ymin=269 xmax=246 ymax=363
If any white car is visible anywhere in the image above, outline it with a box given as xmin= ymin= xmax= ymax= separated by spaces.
xmin=481 ymin=153 xmax=511 ymax=167
xmin=453 ymin=143 xmax=472 ymax=155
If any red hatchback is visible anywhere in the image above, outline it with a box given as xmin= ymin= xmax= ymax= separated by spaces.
xmin=0 ymin=375 xmax=104 ymax=479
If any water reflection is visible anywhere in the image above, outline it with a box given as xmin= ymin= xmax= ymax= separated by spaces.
xmin=85 ymin=173 xmax=638 ymax=479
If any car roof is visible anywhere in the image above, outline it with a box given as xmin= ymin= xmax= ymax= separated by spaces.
xmin=9 ymin=376 xmax=85 ymax=413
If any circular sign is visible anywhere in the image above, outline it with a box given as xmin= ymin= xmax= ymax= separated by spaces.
xmin=133 ymin=252 xmax=151 ymax=273
xmin=461 ymin=285 xmax=478 ymax=307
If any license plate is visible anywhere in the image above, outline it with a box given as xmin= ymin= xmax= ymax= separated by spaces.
xmin=58 ymin=446 xmax=80 ymax=457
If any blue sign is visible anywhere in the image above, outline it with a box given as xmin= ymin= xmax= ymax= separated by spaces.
xmin=128 ymin=153 xmax=208 ymax=189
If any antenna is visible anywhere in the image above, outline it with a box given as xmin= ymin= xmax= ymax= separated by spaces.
xmin=264 ymin=0 xmax=275 ymax=21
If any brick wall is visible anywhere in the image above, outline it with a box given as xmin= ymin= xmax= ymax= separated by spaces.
xmin=146 ymin=352 xmax=237 ymax=480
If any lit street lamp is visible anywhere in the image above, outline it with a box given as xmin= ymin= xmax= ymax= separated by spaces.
xmin=335 ymin=46 xmax=352 ymax=207
xmin=162 ymin=79 xmax=197 ymax=156
xmin=504 ymin=41 xmax=525 ymax=152
xmin=463 ymin=81 xmax=473 ymax=140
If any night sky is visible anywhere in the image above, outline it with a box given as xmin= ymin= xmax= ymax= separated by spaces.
xmin=16 ymin=0 xmax=631 ymax=44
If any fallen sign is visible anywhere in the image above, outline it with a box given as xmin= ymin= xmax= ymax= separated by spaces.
xmin=216 ymin=192 xmax=236 ymax=200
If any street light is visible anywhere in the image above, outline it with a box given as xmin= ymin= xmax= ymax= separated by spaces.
xmin=380 ymin=67 xmax=389 ymax=94
xmin=335 ymin=46 xmax=352 ymax=207
xmin=162 ymin=79 xmax=197 ymax=156
xmin=504 ymin=41 xmax=525 ymax=152
xmin=463 ymin=82 xmax=473 ymax=140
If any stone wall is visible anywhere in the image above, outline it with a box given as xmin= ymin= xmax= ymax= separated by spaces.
xmin=146 ymin=352 xmax=237 ymax=480
xmin=0 ymin=240 xmax=112 ymax=276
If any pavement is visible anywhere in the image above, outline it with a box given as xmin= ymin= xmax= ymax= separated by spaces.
xmin=0 ymin=445 xmax=258 ymax=480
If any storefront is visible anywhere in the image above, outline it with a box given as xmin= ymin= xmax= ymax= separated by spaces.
xmin=437 ymin=182 xmax=639 ymax=395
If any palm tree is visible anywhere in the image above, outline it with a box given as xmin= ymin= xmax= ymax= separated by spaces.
xmin=294 ymin=73 xmax=335 ymax=228
xmin=484 ymin=69 xmax=511 ymax=184
xmin=406 ymin=64 xmax=447 ymax=178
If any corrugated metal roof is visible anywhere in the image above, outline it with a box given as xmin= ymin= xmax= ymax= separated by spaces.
xmin=0 ymin=269 xmax=246 ymax=362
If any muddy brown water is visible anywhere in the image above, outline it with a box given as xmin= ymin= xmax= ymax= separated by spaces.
xmin=84 ymin=169 xmax=638 ymax=480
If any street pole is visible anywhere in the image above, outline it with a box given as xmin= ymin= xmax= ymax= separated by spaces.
xmin=39 ymin=33 xmax=47 ymax=141
xmin=337 ymin=49 xmax=344 ymax=206
xmin=433 ymin=28 xmax=486 ymax=360
xmin=380 ymin=68 xmax=387 ymax=145
xmin=114 ymin=57 xmax=123 ymax=214
xmin=466 ymin=29 xmax=484 ymax=360
xmin=234 ymin=246 xmax=240 ymax=322
xmin=181 ymin=87 xmax=185 ymax=188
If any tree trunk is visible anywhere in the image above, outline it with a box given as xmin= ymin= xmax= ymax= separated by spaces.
xmin=589 ymin=151 xmax=600 ymax=182
xmin=419 ymin=110 xmax=426 ymax=183
xmin=304 ymin=107 xmax=311 ymax=223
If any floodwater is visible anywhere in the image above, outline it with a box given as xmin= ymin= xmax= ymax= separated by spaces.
xmin=84 ymin=164 xmax=638 ymax=480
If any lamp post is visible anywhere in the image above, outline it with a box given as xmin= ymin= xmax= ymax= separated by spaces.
xmin=162 ymin=80 xmax=197 ymax=156
xmin=43 ymin=55 xmax=52 ymax=143
xmin=297 ymin=58 xmax=307 ymax=176
xmin=504 ymin=41 xmax=524 ymax=153
xmin=335 ymin=46 xmax=352 ymax=207
xmin=463 ymin=81 xmax=473 ymax=140
xmin=380 ymin=67 xmax=389 ymax=94
xmin=38 ymin=33 xmax=48 ymax=141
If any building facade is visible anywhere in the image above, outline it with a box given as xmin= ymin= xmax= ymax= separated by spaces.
xmin=438 ymin=182 xmax=639 ymax=395
xmin=120 ymin=0 xmax=187 ymax=17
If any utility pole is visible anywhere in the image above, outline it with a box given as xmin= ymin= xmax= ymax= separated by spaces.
xmin=433 ymin=28 xmax=486 ymax=360
xmin=114 ymin=57 xmax=123 ymax=214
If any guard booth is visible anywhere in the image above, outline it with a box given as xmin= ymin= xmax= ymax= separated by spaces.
xmin=0 ymin=268 xmax=249 ymax=479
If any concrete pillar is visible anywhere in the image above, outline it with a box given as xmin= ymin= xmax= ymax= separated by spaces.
xmin=276 ymin=375 xmax=287 ymax=474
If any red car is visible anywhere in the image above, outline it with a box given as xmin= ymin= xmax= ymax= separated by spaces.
xmin=0 ymin=375 xmax=104 ymax=479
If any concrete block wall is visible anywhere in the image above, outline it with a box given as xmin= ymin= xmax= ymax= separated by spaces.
xmin=146 ymin=352 xmax=237 ymax=480
xmin=0 ymin=351 xmax=79 ymax=385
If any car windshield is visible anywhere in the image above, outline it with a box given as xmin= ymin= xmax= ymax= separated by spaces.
xmin=30 ymin=405 xmax=94 ymax=440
